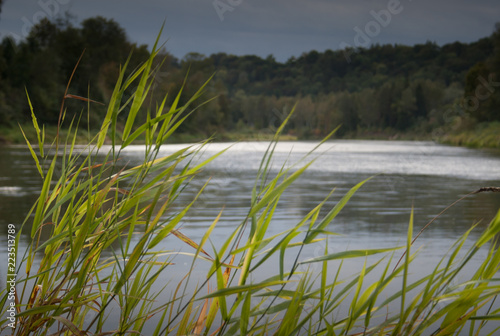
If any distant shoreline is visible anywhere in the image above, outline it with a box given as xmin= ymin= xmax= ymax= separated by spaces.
xmin=2 ymin=123 xmax=499 ymax=149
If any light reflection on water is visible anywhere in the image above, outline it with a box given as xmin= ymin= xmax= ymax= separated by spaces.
xmin=1 ymin=140 xmax=500 ymax=333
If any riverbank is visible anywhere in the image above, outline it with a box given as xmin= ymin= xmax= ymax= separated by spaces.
xmin=1 ymin=122 xmax=499 ymax=148
xmin=440 ymin=122 xmax=500 ymax=149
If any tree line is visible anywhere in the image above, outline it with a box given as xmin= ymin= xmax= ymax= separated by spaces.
xmin=0 ymin=16 xmax=499 ymax=139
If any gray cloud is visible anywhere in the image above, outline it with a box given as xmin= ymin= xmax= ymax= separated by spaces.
xmin=0 ymin=0 xmax=498 ymax=62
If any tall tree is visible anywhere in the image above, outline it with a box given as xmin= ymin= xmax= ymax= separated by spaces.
xmin=415 ymin=83 xmax=427 ymax=118
xmin=463 ymin=24 xmax=500 ymax=122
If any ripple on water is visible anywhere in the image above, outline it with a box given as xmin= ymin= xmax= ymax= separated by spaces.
xmin=0 ymin=186 xmax=27 ymax=197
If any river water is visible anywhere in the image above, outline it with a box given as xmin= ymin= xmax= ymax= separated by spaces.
xmin=1 ymin=140 xmax=500 ymax=333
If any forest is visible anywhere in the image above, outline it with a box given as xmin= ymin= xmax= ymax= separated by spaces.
xmin=0 ymin=14 xmax=499 ymax=143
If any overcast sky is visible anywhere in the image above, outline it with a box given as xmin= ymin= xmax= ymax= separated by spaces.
xmin=0 ymin=0 xmax=498 ymax=62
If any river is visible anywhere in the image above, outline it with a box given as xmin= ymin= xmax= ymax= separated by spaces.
xmin=1 ymin=140 xmax=500 ymax=333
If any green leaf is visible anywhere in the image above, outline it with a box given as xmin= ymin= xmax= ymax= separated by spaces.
xmin=300 ymin=247 xmax=403 ymax=264
xmin=249 ymin=162 xmax=313 ymax=218
xmin=199 ymin=280 xmax=289 ymax=299
xmin=304 ymin=177 xmax=371 ymax=244
xmin=122 ymin=52 xmax=157 ymax=142
xmin=25 ymin=89 xmax=44 ymax=157
xmin=31 ymin=157 xmax=56 ymax=237
xmin=240 ymin=290 xmax=252 ymax=336
xmin=477 ymin=208 xmax=500 ymax=247
xmin=51 ymin=316 xmax=86 ymax=335
xmin=97 ymin=53 xmax=131 ymax=148
xmin=19 ymin=126 xmax=44 ymax=178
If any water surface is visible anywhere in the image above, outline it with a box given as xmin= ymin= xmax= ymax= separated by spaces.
xmin=1 ymin=140 xmax=500 ymax=333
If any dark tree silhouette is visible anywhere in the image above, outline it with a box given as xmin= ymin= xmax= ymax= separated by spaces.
xmin=0 ymin=14 xmax=499 ymax=138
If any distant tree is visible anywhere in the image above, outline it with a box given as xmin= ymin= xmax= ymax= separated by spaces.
xmin=80 ymin=16 xmax=129 ymax=67
xmin=462 ymin=24 xmax=500 ymax=122
xmin=182 ymin=52 xmax=205 ymax=63
xmin=1 ymin=12 xmax=499 ymax=136
xmin=27 ymin=18 xmax=59 ymax=49
xmin=490 ymin=23 xmax=500 ymax=75
xmin=415 ymin=83 xmax=427 ymax=118
xmin=337 ymin=92 xmax=359 ymax=133
xmin=356 ymin=88 xmax=378 ymax=128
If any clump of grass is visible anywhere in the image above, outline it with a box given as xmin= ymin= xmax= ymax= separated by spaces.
xmin=1 ymin=35 xmax=500 ymax=336
xmin=441 ymin=121 xmax=500 ymax=148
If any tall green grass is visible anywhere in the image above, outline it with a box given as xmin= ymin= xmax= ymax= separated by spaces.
xmin=1 ymin=40 xmax=500 ymax=335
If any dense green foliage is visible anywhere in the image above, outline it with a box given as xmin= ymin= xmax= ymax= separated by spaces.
xmin=0 ymin=16 xmax=151 ymax=127
xmin=0 ymin=16 xmax=499 ymax=140
xmin=462 ymin=24 xmax=500 ymax=123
